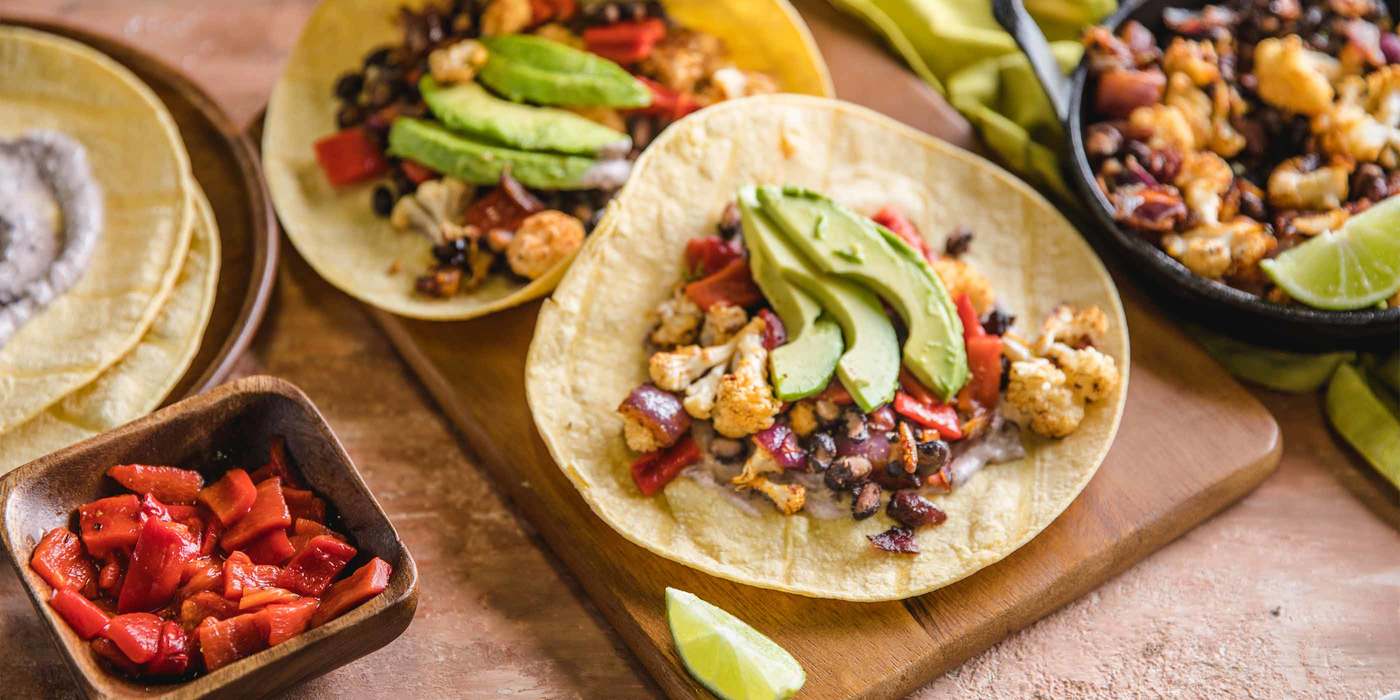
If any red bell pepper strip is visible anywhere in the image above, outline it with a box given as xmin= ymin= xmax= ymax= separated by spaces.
xmin=31 ymin=527 xmax=96 ymax=592
xmin=49 ymin=589 xmax=110 ymax=640
xmin=118 ymin=517 xmax=195 ymax=613
xmin=91 ymin=637 xmax=142 ymax=676
xmin=310 ymin=557 xmax=392 ymax=628
xmin=893 ymin=391 xmax=963 ymax=440
xmin=898 ymin=369 xmax=938 ymax=406
xmin=293 ymin=518 xmax=343 ymax=540
xmin=398 ymin=159 xmax=437 ymax=185
xmin=143 ymin=621 xmax=191 ymax=677
xmin=871 ymin=205 xmax=935 ymax=262
xmin=197 ymin=613 xmax=268 ymax=671
xmin=222 ymin=551 xmax=283 ymax=600
xmin=632 ymin=76 xmax=699 ymax=121
xmin=248 ymin=437 xmax=305 ymax=489
xmin=200 ymin=517 xmax=222 ymax=557
xmin=179 ymin=591 xmax=240 ymax=630
xmin=98 ymin=556 xmax=124 ymax=595
xmin=955 ymin=293 xmax=985 ymax=340
xmin=242 ymin=529 xmax=296 ymax=566
xmin=276 ymin=535 xmax=358 ymax=597
xmin=256 ymin=598 xmax=321 ymax=646
xmin=683 ymin=236 xmax=743 ymax=278
xmin=106 ymin=465 xmax=204 ymax=505
xmin=79 ymin=495 xmax=142 ymax=557
xmin=179 ymin=556 xmax=225 ymax=599
xmin=237 ymin=587 xmax=302 ymax=612
xmin=198 ymin=468 xmax=257 ymax=527
xmin=629 ymin=435 xmax=702 ymax=497
xmin=221 ymin=478 xmax=292 ymax=552
xmin=684 ymin=258 xmax=763 ymax=311
xmin=583 ymin=18 xmax=666 ymax=64
xmin=281 ymin=487 xmax=326 ymax=523
xmin=101 ymin=612 xmax=164 ymax=665
xmin=817 ymin=380 xmax=855 ymax=406
xmin=757 ymin=308 xmax=787 ymax=350
xmin=964 ymin=335 xmax=1004 ymax=408
xmin=313 ymin=127 xmax=389 ymax=187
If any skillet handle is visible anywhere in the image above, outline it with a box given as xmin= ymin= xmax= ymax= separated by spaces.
xmin=991 ymin=0 xmax=1073 ymax=125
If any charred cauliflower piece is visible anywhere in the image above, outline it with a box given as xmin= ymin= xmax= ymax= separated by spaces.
xmin=1175 ymin=150 xmax=1234 ymax=226
xmin=1004 ymin=359 xmax=1085 ymax=438
xmin=649 ymin=342 xmax=735 ymax=392
xmin=507 ymin=210 xmax=584 ymax=280
xmin=744 ymin=477 xmax=806 ymax=515
xmin=1313 ymin=71 xmax=1400 ymax=164
xmin=1035 ymin=304 xmax=1109 ymax=355
xmin=1162 ymin=37 xmax=1220 ymax=86
xmin=711 ymin=318 xmax=782 ymax=438
xmin=1163 ymin=218 xmax=1276 ymax=279
xmin=650 ymin=288 xmax=703 ymax=348
xmin=1267 ymin=156 xmax=1353 ymax=210
xmin=428 ymin=39 xmax=488 ymax=85
xmin=699 ymin=303 xmax=748 ymax=346
xmin=1128 ymin=102 xmax=1197 ymax=153
xmin=932 ymin=257 xmax=995 ymax=314
xmin=390 ymin=177 xmax=472 ymax=245
xmin=481 ymin=0 xmax=532 ymax=36
xmin=682 ymin=364 xmax=726 ymax=420
xmin=1046 ymin=343 xmax=1120 ymax=402
xmin=1252 ymin=36 xmax=1339 ymax=116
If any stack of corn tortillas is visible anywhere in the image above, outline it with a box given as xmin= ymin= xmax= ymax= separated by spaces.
xmin=0 ymin=27 xmax=220 ymax=473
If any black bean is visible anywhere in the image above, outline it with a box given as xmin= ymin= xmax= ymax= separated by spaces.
xmin=1353 ymin=163 xmax=1390 ymax=202
xmin=335 ymin=104 xmax=365 ymax=129
xmin=807 ymin=432 xmax=836 ymax=472
xmin=717 ymin=202 xmax=742 ymax=239
xmin=980 ymin=308 xmax=1015 ymax=336
xmin=943 ymin=226 xmax=974 ymax=258
xmin=916 ymin=439 xmax=951 ymax=473
xmin=334 ymin=72 xmax=365 ymax=101
xmin=364 ymin=46 xmax=397 ymax=69
xmin=372 ymin=185 xmax=395 ymax=218
xmin=843 ymin=410 xmax=868 ymax=441
xmin=1084 ymin=123 xmax=1125 ymax=160
xmin=887 ymin=491 xmax=947 ymax=528
xmin=852 ymin=482 xmax=883 ymax=520
xmin=825 ymin=456 xmax=872 ymax=491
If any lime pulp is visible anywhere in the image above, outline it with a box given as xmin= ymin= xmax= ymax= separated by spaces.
xmin=1261 ymin=197 xmax=1400 ymax=311
xmin=665 ymin=588 xmax=805 ymax=700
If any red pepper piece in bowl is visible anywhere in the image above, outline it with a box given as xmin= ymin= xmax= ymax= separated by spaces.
xmin=79 ymin=495 xmax=142 ymax=557
xmin=179 ymin=591 xmax=239 ymax=630
xmin=197 ymin=613 xmax=268 ymax=671
xmin=198 ymin=468 xmax=257 ymax=526
xmin=281 ymin=487 xmax=326 ymax=523
xmin=178 ymin=556 xmax=226 ymax=599
xmin=277 ymin=535 xmax=357 ymax=597
xmin=243 ymin=529 xmax=296 ymax=566
xmin=48 ymin=589 xmax=110 ymax=640
xmin=237 ymin=587 xmax=301 ymax=612
xmin=118 ymin=517 xmax=196 ymax=613
xmin=143 ymin=621 xmax=191 ymax=677
xmin=310 ymin=557 xmax=392 ymax=628
xmin=222 ymin=551 xmax=282 ymax=600
xmin=106 ymin=465 xmax=204 ymax=505
xmin=256 ymin=598 xmax=321 ymax=646
xmin=101 ymin=612 xmax=164 ymax=665
xmin=248 ymin=437 xmax=305 ymax=489
xmin=31 ymin=527 xmax=96 ymax=593
xmin=221 ymin=478 xmax=292 ymax=552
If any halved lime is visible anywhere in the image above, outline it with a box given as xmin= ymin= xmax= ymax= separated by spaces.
xmin=1326 ymin=363 xmax=1400 ymax=489
xmin=665 ymin=588 xmax=805 ymax=700
xmin=1261 ymin=197 xmax=1400 ymax=310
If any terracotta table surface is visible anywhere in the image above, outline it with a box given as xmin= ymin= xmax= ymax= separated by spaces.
xmin=1 ymin=2 xmax=1397 ymax=698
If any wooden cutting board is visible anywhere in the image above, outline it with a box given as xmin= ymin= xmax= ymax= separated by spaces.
xmin=365 ymin=3 xmax=1282 ymax=697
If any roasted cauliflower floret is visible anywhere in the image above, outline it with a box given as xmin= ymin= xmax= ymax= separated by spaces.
xmin=1128 ymin=103 xmax=1197 ymax=152
xmin=1267 ymin=156 xmax=1353 ymax=210
xmin=1208 ymin=81 xmax=1248 ymax=157
xmin=732 ymin=443 xmax=781 ymax=486
xmin=1165 ymin=73 xmax=1213 ymax=150
xmin=649 ymin=343 xmax=735 ymax=392
xmin=699 ymin=303 xmax=748 ymax=346
xmin=506 ymin=210 xmax=584 ymax=280
xmin=932 ymin=257 xmax=995 ymax=314
xmin=481 ymin=0 xmax=532 ymax=36
xmin=650 ymin=288 xmax=703 ymax=348
xmin=1313 ymin=73 xmax=1400 ymax=164
xmin=428 ymin=39 xmax=488 ymax=85
xmin=1004 ymin=359 xmax=1085 ymax=438
xmin=788 ymin=401 xmax=818 ymax=437
xmin=1035 ymin=304 xmax=1109 ymax=354
xmin=1162 ymin=37 xmax=1220 ymax=86
xmin=711 ymin=318 xmax=781 ymax=438
xmin=1046 ymin=343 xmax=1120 ymax=402
xmin=1252 ymin=36 xmax=1339 ymax=116
xmin=1162 ymin=218 xmax=1276 ymax=279
xmin=745 ymin=477 xmax=806 ymax=515
xmin=1175 ymin=150 xmax=1234 ymax=225
xmin=641 ymin=29 xmax=726 ymax=95
xmin=682 ymin=364 xmax=726 ymax=420
xmin=390 ymin=177 xmax=472 ymax=245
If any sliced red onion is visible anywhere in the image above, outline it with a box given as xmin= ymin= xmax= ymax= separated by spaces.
xmin=868 ymin=526 xmax=918 ymax=554
xmin=618 ymin=383 xmax=691 ymax=448
xmin=752 ymin=422 xmax=806 ymax=470
xmin=1094 ymin=69 xmax=1165 ymax=119
xmin=836 ymin=430 xmax=890 ymax=468
xmin=758 ymin=308 xmax=786 ymax=350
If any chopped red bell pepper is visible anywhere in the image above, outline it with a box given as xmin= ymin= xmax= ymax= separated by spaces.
xmin=197 ymin=613 xmax=267 ymax=671
xmin=79 ymin=495 xmax=142 ymax=557
xmin=293 ymin=518 xmax=343 ymax=540
xmin=101 ymin=612 xmax=163 ymax=665
xmin=964 ymin=335 xmax=1004 ymax=408
xmin=684 ymin=258 xmax=763 ymax=311
xmin=464 ymin=184 xmax=541 ymax=234
xmin=237 ymin=587 xmax=301 ymax=612
xmin=248 ymin=437 xmax=305 ymax=489
xmin=893 ymin=391 xmax=963 ymax=440
xmin=198 ymin=468 xmax=257 ymax=527
xmin=632 ymin=76 xmax=699 ymax=121
xmin=98 ymin=556 xmax=124 ymax=595
xmin=684 ymin=236 xmax=744 ymax=278
xmin=118 ymin=517 xmax=195 ymax=613
xmin=179 ymin=591 xmax=239 ymax=630
xmin=199 ymin=517 xmax=222 ymax=557
xmin=256 ymin=598 xmax=321 ymax=646
xmin=143 ymin=621 xmax=190 ymax=677
xmin=281 ymin=488 xmax=326 ymax=523
xmin=955 ymin=293 xmax=985 ymax=340
xmin=530 ymin=0 xmax=577 ymax=23
xmin=242 ymin=529 xmax=296 ymax=566
xmin=630 ymin=435 xmax=702 ymax=497
xmin=179 ymin=556 xmax=225 ymax=598
xmin=222 ymin=551 xmax=283 ymax=600
xmin=276 ymin=535 xmax=358 ymax=597
xmin=871 ymin=205 xmax=935 ymax=262
xmin=757 ymin=308 xmax=787 ymax=350
xmin=313 ymin=127 xmax=389 ymax=187
xmin=898 ymin=369 xmax=937 ymax=406
xmin=163 ymin=504 xmax=203 ymax=536
xmin=106 ymin=465 xmax=204 ymax=505
xmin=583 ymin=18 xmax=666 ymax=64
xmin=91 ymin=637 xmax=141 ymax=676
xmin=49 ymin=589 xmax=110 ymax=640
xmin=310 ymin=557 xmax=392 ymax=628
xmin=31 ymin=527 xmax=96 ymax=592
xmin=398 ymin=159 xmax=437 ymax=185
xmin=817 ymin=380 xmax=855 ymax=406
xmin=221 ymin=478 xmax=292 ymax=552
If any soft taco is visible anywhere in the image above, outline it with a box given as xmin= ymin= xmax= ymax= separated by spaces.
xmin=264 ymin=0 xmax=831 ymax=321
xmin=527 ymin=95 xmax=1129 ymax=601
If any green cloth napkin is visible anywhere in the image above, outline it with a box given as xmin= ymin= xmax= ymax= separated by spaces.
xmin=827 ymin=0 xmax=1114 ymax=196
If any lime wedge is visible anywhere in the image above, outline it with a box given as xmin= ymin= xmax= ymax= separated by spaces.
xmin=1189 ymin=324 xmax=1354 ymax=393
xmin=1261 ymin=197 xmax=1400 ymax=310
xmin=665 ymin=588 xmax=805 ymax=700
xmin=1326 ymin=363 xmax=1400 ymax=489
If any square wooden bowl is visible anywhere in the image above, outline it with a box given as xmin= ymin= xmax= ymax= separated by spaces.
xmin=0 ymin=376 xmax=418 ymax=699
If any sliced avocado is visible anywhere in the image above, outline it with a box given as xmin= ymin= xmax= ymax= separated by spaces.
xmin=420 ymin=77 xmax=630 ymax=157
xmin=757 ymin=186 xmax=968 ymax=400
xmin=388 ymin=118 xmax=621 ymax=190
xmin=478 ymin=35 xmax=651 ymax=108
xmin=738 ymin=189 xmax=845 ymax=401
xmin=739 ymin=189 xmax=899 ymax=411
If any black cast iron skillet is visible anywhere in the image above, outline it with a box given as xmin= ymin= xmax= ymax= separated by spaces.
xmin=992 ymin=0 xmax=1400 ymax=350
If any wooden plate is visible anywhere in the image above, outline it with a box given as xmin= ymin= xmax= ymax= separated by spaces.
xmin=3 ymin=17 xmax=278 ymax=402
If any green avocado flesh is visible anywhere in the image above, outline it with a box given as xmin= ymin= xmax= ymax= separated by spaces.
xmin=478 ymin=35 xmax=651 ymax=108
xmin=739 ymin=189 xmax=845 ymax=402
xmin=742 ymin=189 xmax=900 ymax=412
xmin=388 ymin=118 xmax=601 ymax=190
xmin=757 ymin=186 xmax=968 ymax=401
xmin=420 ymin=77 xmax=630 ymax=156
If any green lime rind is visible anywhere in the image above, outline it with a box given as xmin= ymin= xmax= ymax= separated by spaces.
xmin=666 ymin=588 xmax=805 ymax=700
xmin=1375 ymin=352 xmax=1400 ymax=395
xmin=1326 ymin=363 xmax=1400 ymax=489
xmin=1188 ymin=324 xmax=1354 ymax=393
xmin=1260 ymin=197 xmax=1400 ymax=311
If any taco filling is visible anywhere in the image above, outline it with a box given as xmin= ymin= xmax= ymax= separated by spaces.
xmin=616 ymin=186 xmax=1122 ymax=554
xmin=311 ymin=0 xmax=781 ymax=297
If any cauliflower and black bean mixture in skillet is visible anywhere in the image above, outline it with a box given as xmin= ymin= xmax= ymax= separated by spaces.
xmin=616 ymin=187 xmax=1121 ymax=554
xmin=311 ymin=0 xmax=779 ymax=297
xmin=1083 ymin=0 xmax=1399 ymax=306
